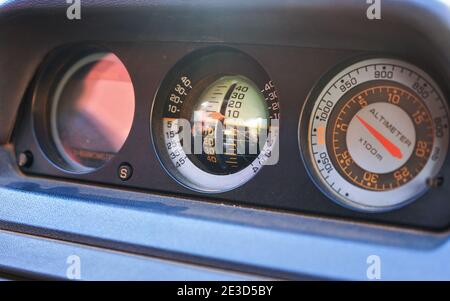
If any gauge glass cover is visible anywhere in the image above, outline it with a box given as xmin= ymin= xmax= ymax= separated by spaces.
xmin=50 ymin=52 xmax=135 ymax=172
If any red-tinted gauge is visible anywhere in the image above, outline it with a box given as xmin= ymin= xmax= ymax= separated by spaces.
xmin=51 ymin=53 xmax=135 ymax=171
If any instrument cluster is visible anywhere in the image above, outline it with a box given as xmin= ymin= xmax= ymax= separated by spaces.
xmin=13 ymin=44 xmax=450 ymax=229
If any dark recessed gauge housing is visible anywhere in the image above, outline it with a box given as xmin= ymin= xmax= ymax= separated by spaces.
xmin=151 ymin=47 xmax=280 ymax=193
xmin=12 ymin=41 xmax=450 ymax=230
xmin=32 ymin=47 xmax=135 ymax=173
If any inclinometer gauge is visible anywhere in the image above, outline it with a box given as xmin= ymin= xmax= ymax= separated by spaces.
xmin=300 ymin=58 xmax=449 ymax=212
xmin=152 ymin=48 xmax=280 ymax=193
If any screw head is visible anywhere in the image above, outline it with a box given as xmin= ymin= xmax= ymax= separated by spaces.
xmin=118 ymin=163 xmax=133 ymax=181
xmin=426 ymin=176 xmax=444 ymax=188
xmin=17 ymin=151 xmax=33 ymax=168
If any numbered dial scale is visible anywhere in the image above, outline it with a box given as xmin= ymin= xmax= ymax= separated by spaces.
xmin=152 ymin=49 xmax=280 ymax=193
xmin=300 ymin=58 xmax=449 ymax=212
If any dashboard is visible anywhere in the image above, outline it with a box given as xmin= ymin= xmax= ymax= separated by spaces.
xmin=1 ymin=0 xmax=450 ymax=280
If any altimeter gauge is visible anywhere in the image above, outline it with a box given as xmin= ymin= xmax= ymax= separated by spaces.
xmin=300 ymin=58 xmax=449 ymax=212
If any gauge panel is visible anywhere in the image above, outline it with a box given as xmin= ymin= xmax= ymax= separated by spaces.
xmin=300 ymin=58 xmax=449 ymax=212
xmin=13 ymin=43 xmax=450 ymax=230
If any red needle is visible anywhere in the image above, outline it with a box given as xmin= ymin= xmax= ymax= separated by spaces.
xmin=356 ymin=115 xmax=403 ymax=160
xmin=208 ymin=112 xmax=225 ymax=121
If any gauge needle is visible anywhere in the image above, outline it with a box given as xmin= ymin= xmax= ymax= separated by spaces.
xmin=208 ymin=111 xmax=225 ymax=121
xmin=356 ymin=115 xmax=403 ymax=160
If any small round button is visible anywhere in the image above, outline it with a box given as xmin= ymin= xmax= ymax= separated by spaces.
xmin=118 ymin=163 xmax=133 ymax=181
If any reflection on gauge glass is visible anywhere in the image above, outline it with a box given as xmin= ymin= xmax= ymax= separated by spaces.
xmin=300 ymin=58 xmax=449 ymax=212
xmin=153 ymin=49 xmax=280 ymax=193
xmin=188 ymin=75 xmax=269 ymax=175
xmin=51 ymin=52 xmax=135 ymax=171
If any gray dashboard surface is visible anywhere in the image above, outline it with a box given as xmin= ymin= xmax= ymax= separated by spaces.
xmin=1 ymin=146 xmax=450 ymax=280
xmin=0 ymin=228 xmax=263 ymax=281
xmin=1 ymin=0 xmax=450 ymax=280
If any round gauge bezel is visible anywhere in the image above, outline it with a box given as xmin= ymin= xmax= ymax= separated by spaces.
xmin=151 ymin=47 xmax=280 ymax=193
xmin=299 ymin=57 xmax=449 ymax=212
xmin=31 ymin=46 xmax=135 ymax=174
